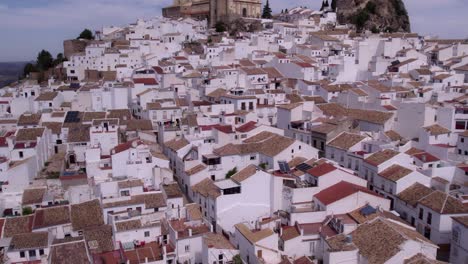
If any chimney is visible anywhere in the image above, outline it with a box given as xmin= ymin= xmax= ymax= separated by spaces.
xmin=422 ymin=155 xmax=426 ymax=162
xmin=257 ymin=250 xmax=263 ymax=259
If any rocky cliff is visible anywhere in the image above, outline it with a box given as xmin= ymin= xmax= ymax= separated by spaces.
xmin=334 ymin=0 xmax=410 ymax=33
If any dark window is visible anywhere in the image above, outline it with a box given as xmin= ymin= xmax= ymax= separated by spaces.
xmin=144 ymin=231 xmax=150 ymax=237
xmin=456 ymin=121 xmax=466 ymax=130
xmin=419 ymin=208 xmax=423 ymax=220
xmin=462 ymin=138 xmax=465 ymax=143
xmin=424 ymin=226 xmax=431 ymax=239
xmin=29 ymin=250 xmax=36 ymax=257
xmin=39 ymin=249 xmax=44 ymax=256
xmin=427 ymin=212 xmax=432 ymax=225
xmin=211 ymin=175 xmax=215 ymax=181
xmin=20 ymin=251 xmax=25 ymax=258
xmin=19 ymin=151 xmax=24 ymax=158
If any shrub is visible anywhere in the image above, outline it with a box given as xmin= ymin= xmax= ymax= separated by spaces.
xmin=22 ymin=207 xmax=33 ymax=215
xmin=226 ymin=167 xmax=238 ymax=178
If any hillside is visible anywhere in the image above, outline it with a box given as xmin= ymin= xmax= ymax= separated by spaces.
xmin=0 ymin=62 xmax=28 ymax=87
xmin=335 ymin=0 xmax=410 ymax=33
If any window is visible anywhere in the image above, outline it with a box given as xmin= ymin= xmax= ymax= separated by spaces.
xmin=219 ymin=254 xmax=223 ymax=260
xmin=419 ymin=208 xmax=424 ymax=220
xmin=185 ymin=245 xmax=190 ymax=252
xmin=411 ymin=217 xmax=415 ymax=227
xmin=39 ymin=249 xmax=44 ymax=256
xmin=427 ymin=212 xmax=432 ymax=225
xmin=19 ymin=151 xmax=24 ymax=158
xmin=144 ymin=231 xmax=150 ymax=237
xmin=462 ymin=138 xmax=465 ymax=143
xmin=29 ymin=250 xmax=36 ymax=257
xmin=250 ymin=156 xmax=256 ymax=160
xmin=20 ymin=251 xmax=25 ymax=258
xmin=211 ymin=175 xmax=215 ymax=181
xmin=120 ymin=190 xmax=130 ymax=196
xmin=424 ymin=226 xmax=431 ymax=239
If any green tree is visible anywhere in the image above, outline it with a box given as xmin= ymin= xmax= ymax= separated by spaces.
xmin=226 ymin=167 xmax=238 ymax=179
xmin=353 ymin=9 xmax=370 ymax=30
xmin=53 ymin=53 xmax=67 ymax=66
xmin=36 ymin=50 xmax=54 ymax=71
xmin=331 ymin=0 xmax=337 ymax=11
xmin=262 ymin=0 xmax=272 ymax=19
xmin=77 ymin=28 xmax=94 ymax=40
xmin=233 ymin=254 xmax=242 ymax=264
xmin=22 ymin=206 xmax=33 ymax=215
xmin=23 ymin=63 xmax=37 ymax=77
xmin=365 ymin=1 xmax=377 ymax=14
xmin=215 ymin=22 xmax=227 ymax=32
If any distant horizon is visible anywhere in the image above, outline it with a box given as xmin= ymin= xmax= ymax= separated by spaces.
xmin=0 ymin=0 xmax=467 ymax=62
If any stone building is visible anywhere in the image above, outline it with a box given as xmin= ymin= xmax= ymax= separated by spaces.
xmin=163 ymin=0 xmax=262 ymax=27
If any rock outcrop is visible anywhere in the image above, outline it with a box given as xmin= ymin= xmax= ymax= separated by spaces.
xmin=334 ymin=0 xmax=410 ymax=33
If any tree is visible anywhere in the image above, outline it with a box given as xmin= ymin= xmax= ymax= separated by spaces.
xmin=53 ymin=53 xmax=67 ymax=66
xmin=77 ymin=28 xmax=94 ymax=40
xmin=233 ymin=254 xmax=242 ymax=264
xmin=331 ymin=0 xmax=337 ymax=11
xmin=36 ymin=50 xmax=54 ymax=71
xmin=262 ymin=0 xmax=272 ymax=19
xmin=226 ymin=167 xmax=238 ymax=179
xmin=23 ymin=63 xmax=37 ymax=77
xmin=215 ymin=22 xmax=227 ymax=33
xmin=22 ymin=206 xmax=33 ymax=216
xmin=284 ymin=8 xmax=288 ymax=13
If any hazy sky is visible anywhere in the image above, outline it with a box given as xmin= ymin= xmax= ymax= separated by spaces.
xmin=0 ymin=0 xmax=467 ymax=62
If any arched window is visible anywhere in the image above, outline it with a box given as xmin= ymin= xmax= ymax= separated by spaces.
xmin=242 ymin=8 xmax=247 ymax=17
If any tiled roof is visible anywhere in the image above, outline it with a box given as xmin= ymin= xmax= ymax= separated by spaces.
xmin=83 ymin=225 xmax=114 ymax=253
xmin=50 ymin=240 xmax=90 ymax=264
xmin=385 ymin=130 xmax=403 ymax=142
xmin=413 ymin=152 xmax=440 ymax=163
xmin=349 ymin=218 xmax=434 ymax=264
xmin=70 ymin=199 xmax=104 ymax=231
xmin=162 ymin=183 xmax=183 ymax=199
xmin=314 ymin=181 xmax=381 ymax=205
xmin=419 ymin=191 xmax=468 ymax=214
xmin=118 ymin=179 xmax=143 ymax=189
xmin=280 ymin=225 xmax=300 ymax=241
xmin=423 ymin=124 xmax=451 ymax=135
xmin=185 ymin=164 xmax=206 ymax=176
xmin=35 ymin=91 xmax=58 ymax=101
xmin=453 ymin=216 xmax=468 ymax=228
xmin=10 ymin=232 xmax=49 ymax=250
xmin=214 ymin=131 xmax=294 ymax=157
xmin=22 ymin=187 xmax=47 ymax=205
xmin=18 ymin=113 xmax=41 ymax=126
xmin=328 ymin=132 xmax=366 ymax=150
xmin=16 ymin=128 xmax=45 ymax=141
xmin=42 ymin=122 xmax=62 ymax=135
xmin=192 ymin=178 xmax=221 ymax=199
xmin=3 ymin=215 xmax=33 ymax=238
xmin=306 ymin=163 xmax=337 ymax=177
xmin=231 ymin=165 xmax=258 ymax=183
xmin=103 ymin=193 xmax=166 ymax=209
xmin=397 ymin=183 xmax=433 ymax=207
xmin=165 ymin=137 xmax=189 ymax=151
xmin=378 ymin=165 xmax=413 ymax=182
xmin=33 ymin=205 xmax=71 ymax=229
xmin=234 ymin=223 xmax=274 ymax=244
xmin=364 ymin=149 xmax=400 ymax=166
xmin=203 ymin=232 xmax=235 ymax=249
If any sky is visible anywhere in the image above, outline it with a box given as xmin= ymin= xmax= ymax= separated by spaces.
xmin=0 ymin=0 xmax=467 ymax=62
